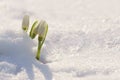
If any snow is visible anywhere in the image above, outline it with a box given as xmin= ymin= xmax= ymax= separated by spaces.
xmin=0 ymin=0 xmax=120 ymax=80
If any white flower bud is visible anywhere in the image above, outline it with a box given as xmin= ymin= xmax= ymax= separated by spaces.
xmin=37 ymin=20 xmax=48 ymax=37
xmin=22 ymin=15 xmax=29 ymax=31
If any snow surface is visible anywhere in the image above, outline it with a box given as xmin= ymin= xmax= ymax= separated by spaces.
xmin=0 ymin=0 xmax=120 ymax=80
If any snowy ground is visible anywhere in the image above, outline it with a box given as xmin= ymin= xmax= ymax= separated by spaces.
xmin=0 ymin=0 xmax=120 ymax=80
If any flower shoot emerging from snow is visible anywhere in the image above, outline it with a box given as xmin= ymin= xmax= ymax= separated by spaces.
xmin=35 ymin=20 xmax=48 ymax=60
xmin=22 ymin=15 xmax=48 ymax=61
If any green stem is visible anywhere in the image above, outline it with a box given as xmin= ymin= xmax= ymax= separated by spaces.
xmin=36 ymin=40 xmax=42 ymax=60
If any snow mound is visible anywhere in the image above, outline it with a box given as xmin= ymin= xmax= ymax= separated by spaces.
xmin=0 ymin=30 xmax=52 ymax=80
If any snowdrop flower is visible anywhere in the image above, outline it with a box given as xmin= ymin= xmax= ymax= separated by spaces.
xmin=36 ymin=20 xmax=48 ymax=60
xmin=22 ymin=15 xmax=29 ymax=32
xmin=37 ymin=20 xmax=48 ymax=39
xmin=30 ymin=20 xmax=48 ymax=40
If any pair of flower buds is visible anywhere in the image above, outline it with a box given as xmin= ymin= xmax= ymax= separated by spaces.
xmin=22 ymin=15 xmax=48 ymax=40
xmin=22 ymin=15 xmax=48 ymax=60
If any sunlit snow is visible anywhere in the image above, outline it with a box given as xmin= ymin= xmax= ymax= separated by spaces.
xmin=0 ymin=0 xmax=120 ymax=80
